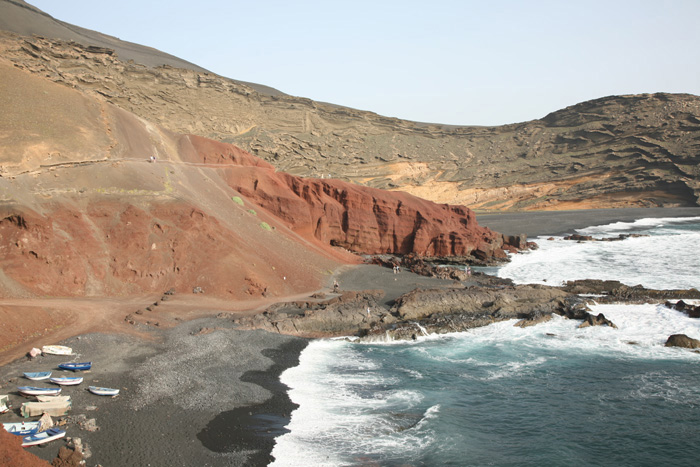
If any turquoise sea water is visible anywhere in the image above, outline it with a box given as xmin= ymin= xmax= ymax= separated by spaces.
xmin=271 ymin=218 xmax=700 ymax=466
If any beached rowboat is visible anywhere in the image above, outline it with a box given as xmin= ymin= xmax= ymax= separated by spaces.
xmin=24 ymin=371 xmax=52 ymax=381
xmin=58 ymin=362 xmax=91 ymax=371
xmin=3 ymin=421 xmax=40 ymax=436
xmin=50 ymin=376 xmax=83 ymax=386
xmin=22 ymin=427 xmax=66 ymax=447
xmin=17 ymin=386 xmax=62 ymax=397
xmin=88 ymin=386 xmax=119 ymax=396
xmin=42 ymin=345 xmax=72 ymax=355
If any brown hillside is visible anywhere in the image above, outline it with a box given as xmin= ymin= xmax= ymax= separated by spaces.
xmin=0 ymin=19 xmax=697 ymax=210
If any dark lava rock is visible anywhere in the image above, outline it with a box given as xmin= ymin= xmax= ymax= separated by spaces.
xmin=665 ymin=334 xmax=700 ymax=349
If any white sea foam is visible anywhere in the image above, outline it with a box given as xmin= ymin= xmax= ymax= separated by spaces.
xmin=578 ymin=216 xmax=700 ymax=235
xmin=447 ymin=304 xmax=700 ymax=361
xmin=413 ymin=404 xmax=440 ymax=430
xmin=271 ymin=340 xmax=435 ymax=466
xmin=498 ymin=217 xmax=700 ymax=289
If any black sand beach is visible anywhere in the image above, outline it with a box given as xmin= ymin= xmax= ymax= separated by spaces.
xmin=0 ymin=321 xmax=308 ymax=466
xmin=2 ymin=208 xmax=700 ymax=465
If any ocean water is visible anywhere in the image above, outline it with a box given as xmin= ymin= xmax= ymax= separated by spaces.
xmin=271 ymin=217 xmax=700 ymax=467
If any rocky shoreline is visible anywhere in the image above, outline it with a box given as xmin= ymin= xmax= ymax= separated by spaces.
xmin=236 ymin=259 xmax=700 ymax=348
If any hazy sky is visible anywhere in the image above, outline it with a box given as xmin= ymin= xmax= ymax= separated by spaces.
xmin=29 ymin=0 xmax=700 ymax=126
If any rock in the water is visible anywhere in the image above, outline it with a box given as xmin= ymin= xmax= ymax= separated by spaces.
xmin=514 ymin=311 xmax=553 ymax=328
xmin=665 ymin=300 xmax=700 ymax=318
xmin=578 ymin=312 xmax=617 ymax=329
xmin=665 ymin=334 xmax=700 ymax=349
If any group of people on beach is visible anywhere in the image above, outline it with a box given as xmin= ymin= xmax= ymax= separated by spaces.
xmin=393 ymin=265 xmax=401 ymax=274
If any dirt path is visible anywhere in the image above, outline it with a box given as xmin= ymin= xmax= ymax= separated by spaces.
xmin=0 ymin=276 xmax=341 ymax=366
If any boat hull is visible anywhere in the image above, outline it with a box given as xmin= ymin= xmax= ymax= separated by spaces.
xmin=17 ymin=386 xmax=62 ymax=397
xmin=88 ymin=386 xmax=119 ymax=396
xmin=50 ymin=377 xmax=83 ymax=386
xmin=22 ymin=428 xmax=66 ymax=447
xmin=3 ymin=421 xmax=40 ymax=436
xmin=58 ymin=362 xmax=92 ymax=372
xmin=24 ymin=371 xmax=52 ymax=381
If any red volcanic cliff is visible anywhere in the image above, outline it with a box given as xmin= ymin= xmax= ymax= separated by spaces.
xmin=0 ymin=133 xmax=516 ymax=299
xmin=185 ymin=136 xmax=514 ymax=260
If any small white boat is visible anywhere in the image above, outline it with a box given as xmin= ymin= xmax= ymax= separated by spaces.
xmin=50 ymin=376 xmax=83 ymax=386
xmin=88 ymin=386 xmax=119 ymax=396
xmin=24 ymin=371 xmax=52 ymax=381
xmin=17 ymin=386 xmax=62 ymax=397
xmin=0 ymin=395 xmax=9 ymax=414
xmin=22 ymin=427 xmax=66 ymax=447
xmin=42 ymin=345 xmax=73 ymax=355
xmin=3 ymin=421 xmax=40 ymax=436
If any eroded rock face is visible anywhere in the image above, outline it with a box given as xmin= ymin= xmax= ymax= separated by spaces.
xmin=188 ymin=136 xmax=513 ymax=261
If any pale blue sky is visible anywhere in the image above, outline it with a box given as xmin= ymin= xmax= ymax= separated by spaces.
xmin=29 ymin=0 xmax=700 ymax=126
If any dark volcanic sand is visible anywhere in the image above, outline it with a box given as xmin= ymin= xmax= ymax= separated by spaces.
xmin=0 ymin=321 xmax=307 ymax=466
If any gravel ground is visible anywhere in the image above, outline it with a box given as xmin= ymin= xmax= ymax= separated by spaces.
xmin=0 ymin=318 xmax=306 ymax=466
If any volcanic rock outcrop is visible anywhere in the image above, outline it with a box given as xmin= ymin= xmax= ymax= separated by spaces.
xmin=235 ymin=279 xmax=624 ymax=342
xmin=186 ymin=136 xmax=515 ymax=260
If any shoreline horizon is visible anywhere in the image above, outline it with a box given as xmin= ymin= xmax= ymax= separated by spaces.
xmin=476 ymin=206 xmax=700 ymax=237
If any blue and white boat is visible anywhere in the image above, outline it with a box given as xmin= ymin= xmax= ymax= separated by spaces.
xmin=17 ymin=386 xmax=62 ymax=397
xmin=58 ymin=362 xmax=91 ymax=372
xmin=24 ymin=371 xmax=52 ymax=381
xmin=88 ymin=386 xmax=119 ymax=396
xmin=50 ymin=376 xmax=83 ymax=386
xmin=3 ymin=421 xmax=40 ymax=436
xmin=21 ymin=427 xmax=66 ymax=447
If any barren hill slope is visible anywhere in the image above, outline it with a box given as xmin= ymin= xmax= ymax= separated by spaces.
xmin=1 ymin=1 xmax=699 ymax=211
xmin=0 ymin=56 xmax=517 ymax=299
xmin=1 ymin=35 xmax=697 ymax=210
